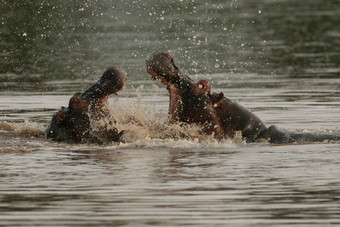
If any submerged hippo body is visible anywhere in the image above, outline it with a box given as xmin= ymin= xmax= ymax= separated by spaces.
xmin=46 ymin=67 xmax=127 ymax=143
xmin=146 ymin=52 xmax=340 ymax=144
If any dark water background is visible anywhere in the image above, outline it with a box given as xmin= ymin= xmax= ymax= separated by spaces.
xmin=0 ymin=0 xmax=340 ymax=226
xmin=2 ymin=0 xmax=339 ymax=90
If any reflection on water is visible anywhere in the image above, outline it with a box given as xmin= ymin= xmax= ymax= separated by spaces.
xmin=0 ymin=0 xmax=340 ymax=226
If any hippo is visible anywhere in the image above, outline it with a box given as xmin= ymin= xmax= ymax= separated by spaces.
xmin=146 ymin=52 xmax=340 ymax=144
xmin=46 ymin=67 xmax=127 ymax=143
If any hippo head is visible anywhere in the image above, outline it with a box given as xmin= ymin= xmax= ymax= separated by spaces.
xmin=46 ymin=67 xmax=127 ymax=143
xmin=46 ymin=92 xmax=92 ymax=142
xmin=146 ymin=52 xmax=223 ymax=137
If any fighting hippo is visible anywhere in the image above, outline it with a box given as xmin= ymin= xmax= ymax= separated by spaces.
xmin=146 ymin=52 xmax=340 ymax=144
xmin=46 ymin=67 xmax=127 ymax=143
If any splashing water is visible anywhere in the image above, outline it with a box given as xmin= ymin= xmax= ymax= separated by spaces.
xmin=89 ymin=88 xmax=241 ymax=147
xmin=0 ymin=120 xmax=45 ymax=138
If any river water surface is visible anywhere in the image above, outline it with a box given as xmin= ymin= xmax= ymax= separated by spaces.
xmin=1 ymin=0 xmax=339 ymax=226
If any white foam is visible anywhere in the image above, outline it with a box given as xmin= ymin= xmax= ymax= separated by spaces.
xmin=0 ymin=120 xmax=45 ymax=138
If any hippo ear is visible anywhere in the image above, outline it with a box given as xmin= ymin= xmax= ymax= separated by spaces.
xmin=211 ymin=92 xmax=224 ymax=107
xmin=57 ymin=111 xmax=68 ymax=121
xmin=196 ymin=80 xmax=211 ymax=94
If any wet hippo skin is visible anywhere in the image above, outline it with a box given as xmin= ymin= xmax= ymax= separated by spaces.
xmin=146 ymin=52 xmax=340 ymax=144
xmin=146 ymin=53 xmax=224 ymax=138
xmin=46 ymin=67 xmax=127 ymax=143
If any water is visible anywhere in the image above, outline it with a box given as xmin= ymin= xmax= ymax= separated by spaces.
xmin=1 ymin=0 xmax=340 ymax=226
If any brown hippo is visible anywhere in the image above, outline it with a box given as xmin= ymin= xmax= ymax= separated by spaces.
xmin=46 ymin=67 xmax=127 ymax=143
xmin=146 ymin=52 xmax=340 ymax=144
